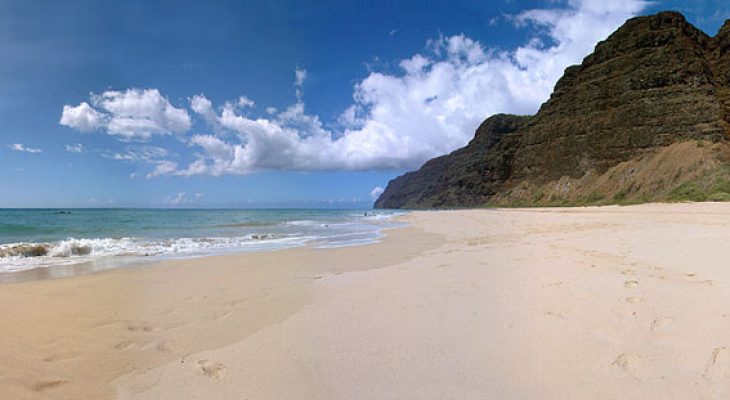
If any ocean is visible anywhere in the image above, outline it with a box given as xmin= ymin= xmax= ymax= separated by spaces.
xmin=0 ymin=208 xmax=406 ymax=274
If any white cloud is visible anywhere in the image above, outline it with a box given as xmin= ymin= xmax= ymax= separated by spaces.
xmin=167 ymin=0 xmax=647 ymax=176
xmin=164 ymin=192 xmax=186 ymax=206
xmin=65 ymin=143 xmax=84 ymax=153
xmin=370 ymin=186 xmax=384 ymax=201
xmin=60 ymin=89 xmax=191 ymax=140
xmin=103 ymin=145 xmax=169 ymax=163
xmin=176 ymin=102 xmax=339 ymax=175
xmin=294 ymin=68 xmax=307 ymax=87
xmin=98 ymin=144 xmax=176 ymax=178
xmin=294 ymin=68 xmax=307 ymax=101
xmin=190 ymin=94 xmax=218 ymax=128
xmin=59 ymin=0 xmax=647 ymax=178
xmin=163 ymin=191 xmax=200 ymax=206
xmin=8 ymin=143 xmax=42 ymax=153
xmin=238 ymin=96 xmax=255 ymax=108
xmin=59 ymin=102 xmax=104 ymax=132
xmin=147 ymin=160 xmax=178 ymax=178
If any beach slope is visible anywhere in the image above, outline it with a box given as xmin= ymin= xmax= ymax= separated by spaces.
xmin=3 ymin=204 xmax=730 ymax=398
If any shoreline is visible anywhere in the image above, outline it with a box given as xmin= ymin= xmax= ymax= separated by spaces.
xmin=0 ymin=218 xmax=440 ymax=399
xmin=5 ymin=203 xmax=730 ymax=398
xmin=0 ymin=208 xmax=406 ymax=280
xmin=0 ymin=214 xmax=407 ymax=284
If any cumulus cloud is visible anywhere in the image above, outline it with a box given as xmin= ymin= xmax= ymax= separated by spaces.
xmin=60 ymin=0 xmax=647 ymax=177
xmin=238 ymin=96 xmax=255 ymax=108
xmin=60 ymin=102 xmax=104 ymax=132
xmin=190 ymin=94 xmax=216 ymax=125
xmin=60 ymin=89 xmax=191 ymax=140
xmin=8 ymin=143 xmax=42 ymax=153
xmin=147 ymin=160 xmax=178 ymax=178
xmin=166 ymin=0 xmax=646 ymax=176
xmin=370 ymin=186 xmax=384 ymax=201
xmin=175 ymin=100 xmax=346 ymax=176
xmin=65 ymin=143 xmax=84 ymax=153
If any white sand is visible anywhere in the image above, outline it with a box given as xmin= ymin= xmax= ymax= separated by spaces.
xmin=4 ymin=203 xmax=730 ymax=398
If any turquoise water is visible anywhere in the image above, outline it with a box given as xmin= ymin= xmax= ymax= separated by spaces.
xmin=0 ymin=209 xmax=405 ymax=273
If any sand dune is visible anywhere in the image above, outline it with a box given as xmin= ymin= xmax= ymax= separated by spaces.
xmin=3 ymin=203 xmax=730 ymax=398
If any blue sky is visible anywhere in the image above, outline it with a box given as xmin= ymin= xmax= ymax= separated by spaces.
xmin=0 ymin=0 xmax=727 ymax=208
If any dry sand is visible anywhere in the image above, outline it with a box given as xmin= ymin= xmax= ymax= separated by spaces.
xmin=4 ymin=203 xmax=730 ymax=399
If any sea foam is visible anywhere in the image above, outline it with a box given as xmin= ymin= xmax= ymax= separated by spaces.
xmin=0 ymin=209 xmax=406 ymax=273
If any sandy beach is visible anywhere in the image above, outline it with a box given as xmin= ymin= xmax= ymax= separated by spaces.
xmin=3 ymin=203 xmax=730 ymax=399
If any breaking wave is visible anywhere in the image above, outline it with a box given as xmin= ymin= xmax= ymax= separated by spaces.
xmin=0 ymin=209 xmax=407 ymax=273
xmin=0 ymin=234 xmax=300 ymax=272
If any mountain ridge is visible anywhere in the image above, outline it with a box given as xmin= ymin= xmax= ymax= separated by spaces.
xmin=375 ymin=11 xmax=730 ymax=209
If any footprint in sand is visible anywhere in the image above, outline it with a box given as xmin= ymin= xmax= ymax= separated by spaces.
xmin=544 ymin=309 xmax=572 ymax=319
xmin=31 ymin=380 xmax=67 ymax=392
xmin=684 ymin=272 xmax=697 ymax=278
xmin=126 ymin=320 xmax=154 ymax=333
xmin=612 ymin=353 xmax=642 ymax=380
xmin=197 ymin=359 xmax=227 ymax=380
xmin=620 ymin=269 xmax=635 ymax=276
xmin=649 ymin=316 xmax=672 ymax=332
xmin=624 ymin=280 xmax=639 ymax=288
xmin=625 ymin=296 xmax=643 ymax=304
xmin=613 ymin=308 xmax=638 ymax=317
xmin=114 ymin=341 xmax=136 ymax=351
xmin=703 ymin=347 xmax=727 ymax=379
xmin=42 ymin=353 xmax=78 ymax=363
xmin=156 ymin=341 xmax=174 ymax=353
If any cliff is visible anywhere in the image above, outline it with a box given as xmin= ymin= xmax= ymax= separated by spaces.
xmin=375 ymin=11 xmax=730 ymax=209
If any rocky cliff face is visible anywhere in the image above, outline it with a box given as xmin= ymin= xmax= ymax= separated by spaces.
xmin=375 ymin=11 xmax=730 ymax=209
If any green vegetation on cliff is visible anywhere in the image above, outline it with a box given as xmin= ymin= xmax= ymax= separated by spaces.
xmin=375 ymin=12 xmax=730 ymax=209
